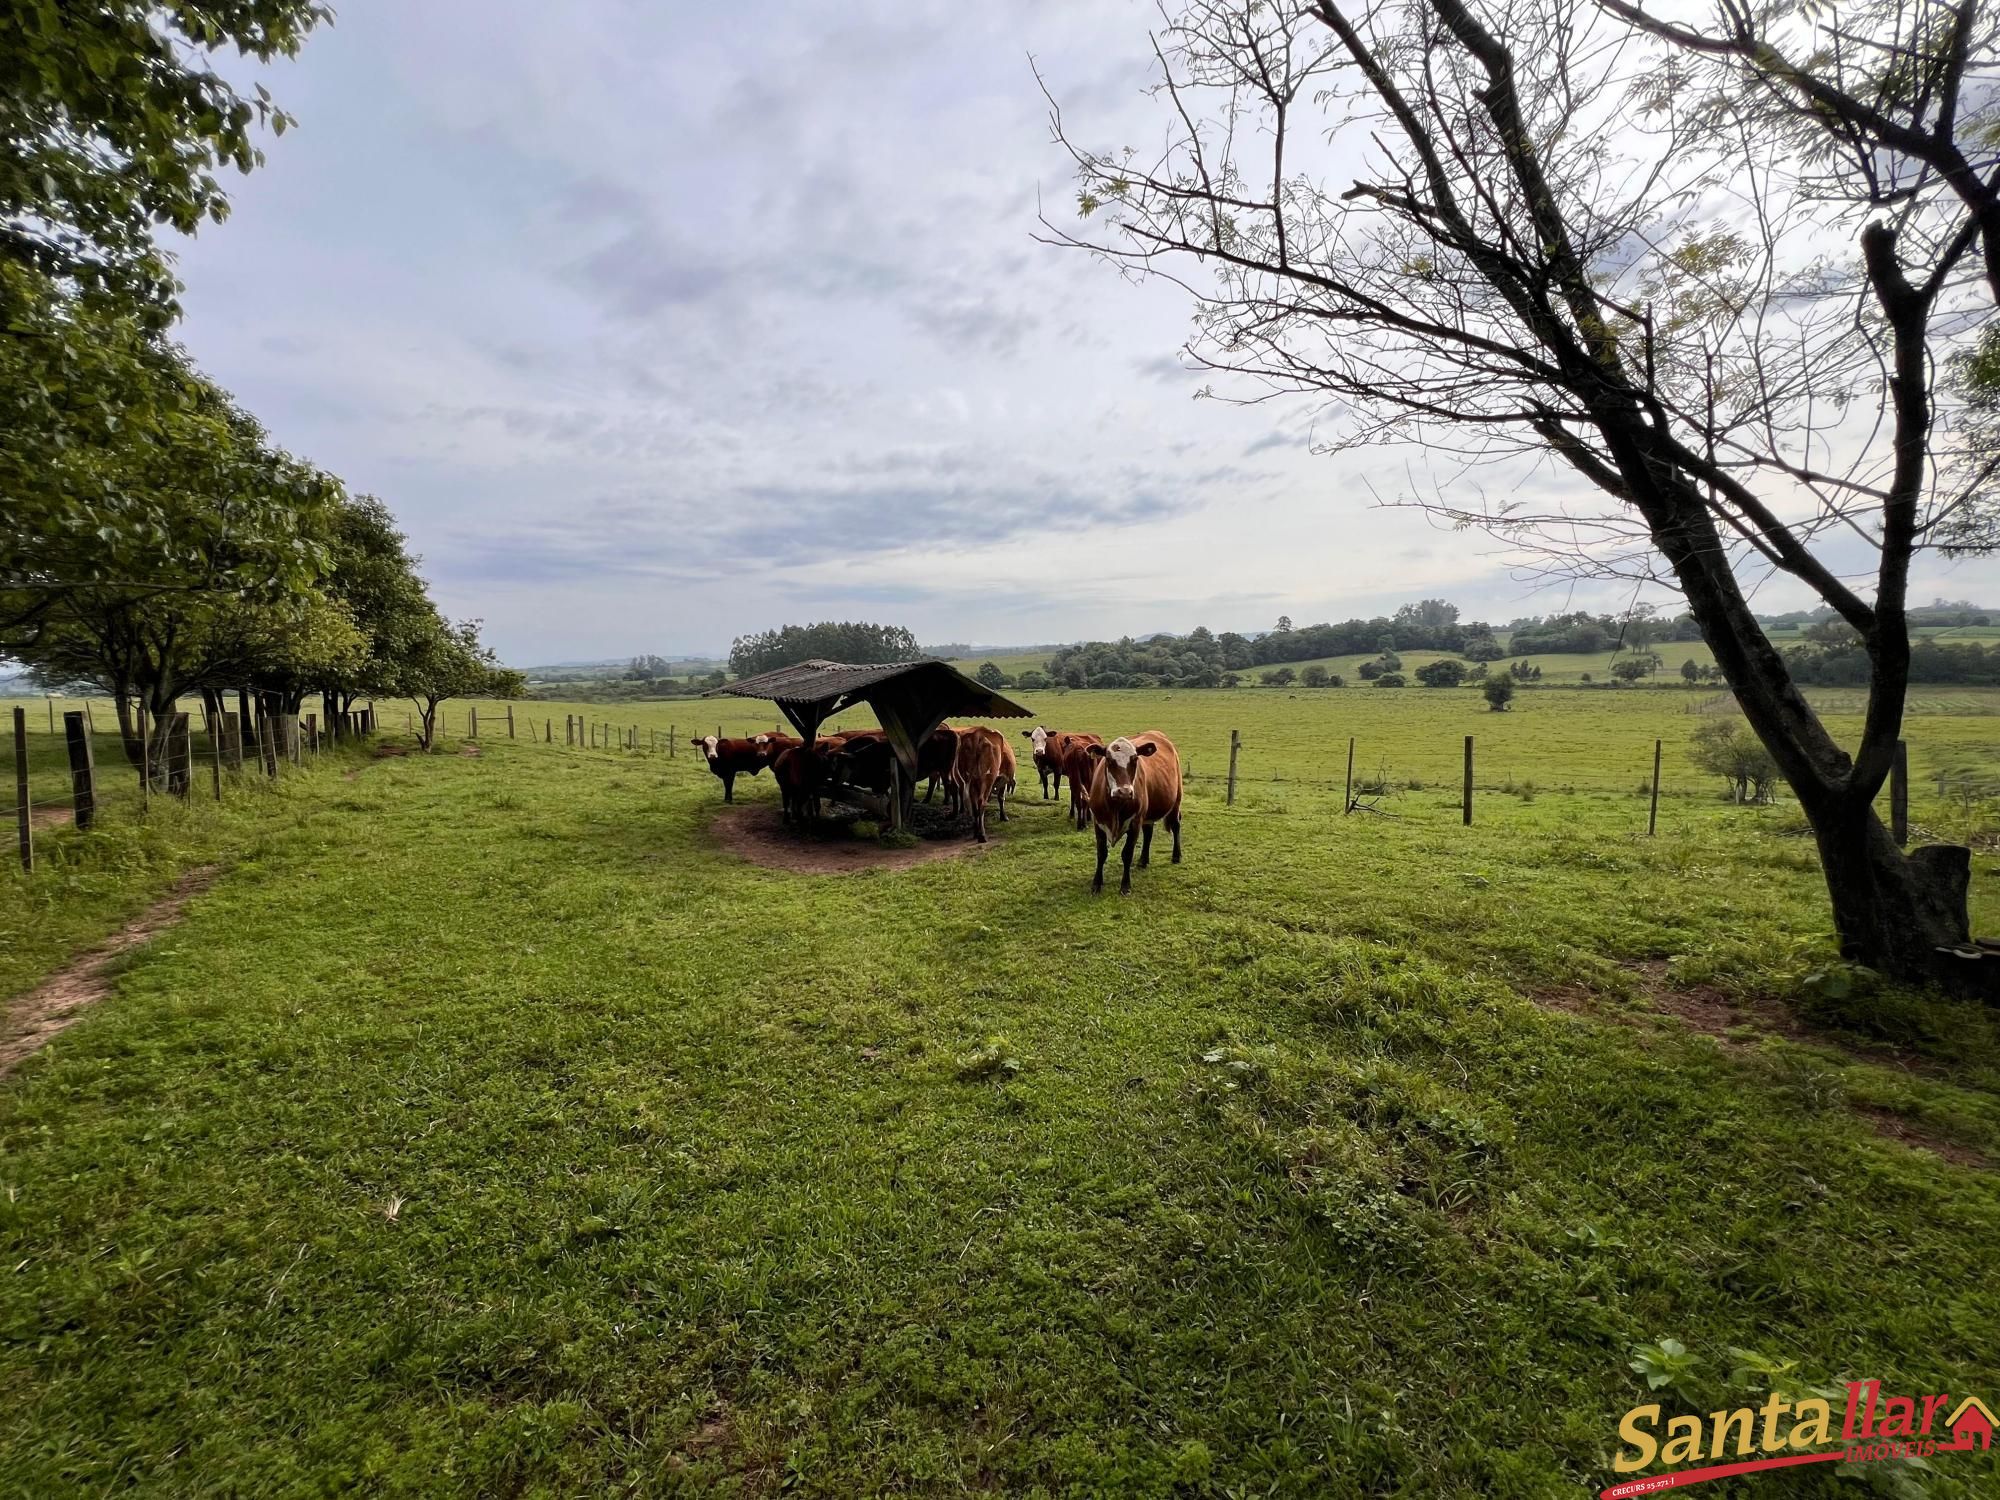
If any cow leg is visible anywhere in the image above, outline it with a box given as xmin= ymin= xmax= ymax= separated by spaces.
xmin=1093 ymin=825 xmax=1108 ymax=892
xmin=923 ymin=775 xmax=936 ymax=804
xmin=1120 ymin=825 xmax=1138 ymax=894
xmin=972 ymin=781 xmax=988 ymax=843
xmin=1140 ymin=821 xmax=1154 ymax=868
xmin=996 ymin=779 xmax=1008 ymax=822
xmin=1169 ymin=809 xmax=1183 ymax=863
xmin=722 ymin=769 xmax=735 ymax=803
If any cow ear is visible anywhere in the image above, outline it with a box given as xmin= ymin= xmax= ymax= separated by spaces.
xmin=1136 ymin=742 xmax=1157 ymax=757
xmin=1087 ymin=743 xmax=1107 ymax=758
xmin=1020 ymin=730 xmax=1033 ymax=738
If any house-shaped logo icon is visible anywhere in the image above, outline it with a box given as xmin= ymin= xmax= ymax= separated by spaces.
xmin=1944 ymin=1396 xmax=1994 ymax=1452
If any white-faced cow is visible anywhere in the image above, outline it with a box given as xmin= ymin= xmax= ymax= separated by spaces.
xmin=690 ymin=735 xmax=775 ymax=802
xmin=1084 ymin=731 xmax=1183 ymax=894
xmin=1021 ymin=726 xmax=1063 ymax=799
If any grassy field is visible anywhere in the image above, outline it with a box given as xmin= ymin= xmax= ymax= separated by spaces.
xmin=3 ymin=691 xmax=2000 ymax=1495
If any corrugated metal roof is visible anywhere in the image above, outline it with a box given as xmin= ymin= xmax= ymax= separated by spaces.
xmin=710 ymin=658 xmax=1031 ymax=717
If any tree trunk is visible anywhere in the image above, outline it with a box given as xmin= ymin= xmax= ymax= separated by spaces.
xmin=1798 ymin=792 xmax=1993 ymax=993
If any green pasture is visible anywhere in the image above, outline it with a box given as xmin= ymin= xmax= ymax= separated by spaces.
xmin=3 ymin=688 xmax=2000 ymax=1495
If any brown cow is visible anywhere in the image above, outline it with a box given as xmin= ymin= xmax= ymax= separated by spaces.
xmin=919 ymin=725 xmax=962 ymax=806
xmin=690 ymin=734 xmax=776 ymax=802
xmin=1084 ymin=732 xmax=1182 ymax=894
xmin=951 ymin=726 xmax=1011 ymax=842
xmin=753 ymin=728 xmax=801 ymax=758
xmin=1021 ymin=726 xmax=1062 ymax=799
xmin=1051 ymin=732 xmax=1103 ymax=830
xmin=772 ymin=744 xmax=827 ymax=825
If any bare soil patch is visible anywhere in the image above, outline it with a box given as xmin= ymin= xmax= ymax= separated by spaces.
xmin=1851 ymin=1105 xmax=1989 ymax=1168
xmin=28 ymin=805 xmax=73 ymax=831
xmin=1531 ymin=961 xmax=1989 ymax=1167
xmin=709 ymin=803 xmax=990 ymax=875
xmin=0 ymin=865 xmax=221 ymax=1077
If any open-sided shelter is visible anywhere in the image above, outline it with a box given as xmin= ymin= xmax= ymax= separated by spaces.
xmin=711 ymin=659 xmax=1031 ymax=829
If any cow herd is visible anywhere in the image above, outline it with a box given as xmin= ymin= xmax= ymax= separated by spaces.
xmin=691 ymin=721 xmax=1184 ymax=893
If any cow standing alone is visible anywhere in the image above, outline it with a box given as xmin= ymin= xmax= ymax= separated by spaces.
xmin=1085 ymin=731 xmax=1183 ymax=894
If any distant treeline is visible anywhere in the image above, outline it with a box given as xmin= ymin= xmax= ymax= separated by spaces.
xmin=1758 ymin=600 xmax=1996 ymax=631
xmin=1784 ymin=636 xmax=2000 ymax=686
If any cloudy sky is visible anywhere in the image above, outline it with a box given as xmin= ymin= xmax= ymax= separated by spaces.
xmin=165 ymin=0 xmax=2000 ymax=665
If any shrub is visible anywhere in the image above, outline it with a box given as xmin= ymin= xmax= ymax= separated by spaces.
xmin=1300 ymin=665 xmax=1331 ymax=688
xmin=1415 ymin=658 xmax=1468 ymax=688
xmin=1374 ymin=672 xmax=1406 ymax=688
xmin=1483 ymin=676 xmax=1515 ymax=711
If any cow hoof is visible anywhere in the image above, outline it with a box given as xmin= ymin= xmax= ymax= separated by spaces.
xmin=1120 ymin=883 xmax=1132 ymax=895
xmin=1172 ymin=853 xmax=1182 ymax=864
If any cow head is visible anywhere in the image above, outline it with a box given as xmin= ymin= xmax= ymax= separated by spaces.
xmin=1088 ymin=736 xmax=1155 ymax=802
xmin=691 ymin=734 xmax=721 ymax=762
xmin=1022 ymin=725 xmax=1053 ymax=756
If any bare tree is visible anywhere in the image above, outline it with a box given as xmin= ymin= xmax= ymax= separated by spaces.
xmin=1042 ymin=0 xmax=2000 ymax=988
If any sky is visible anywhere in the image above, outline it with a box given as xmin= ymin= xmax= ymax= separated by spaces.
xmin=163 ymin=0 xmax=2000 ymax=665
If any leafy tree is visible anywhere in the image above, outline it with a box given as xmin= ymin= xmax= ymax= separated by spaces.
xmin=975 ymin=661 xmax=1011 ymax=689
xmin=375 ymin=616 xmax=505 ymax=752
xmin=1612 ymin=659 xmax=1651 ymax=684
xmin=1373 ymin=672 xmax=1406 ymax=688
xmin=728 ymin=620 xmax=920 ymax=677
xmin=1394 ymin=599 xmax=1459 ymax=631
xmin=1016 ymin=669 xmax=1050 ymax=691
xmin=1483 ymin=676 xmax=1515 ymax=711
xmin=1260 ymin=665 xmax=1296 ymax=686
xmin=1464 ymin=634 xmax=1506 ymax=662
xmin=1690 ymin=718 xmax=1780 ymax=804
xmin=1415 ymin=659 xmax=1467 ymax=688
xmin=1047 ymin=0 xmax=2000 ymax=979
xmin=7 ymin=367 xmax=342 ymax=775
xmin=1300 ymin=664 xmax=1330 ymax=687
xmin=2 ymin=0 xmax=331 ymax=321
xmin=1681 ymin=659 xmax=1701 ymax=683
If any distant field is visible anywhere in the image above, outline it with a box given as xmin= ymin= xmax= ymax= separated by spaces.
xmin=953 ymin=641 xmax=1722 ymax=686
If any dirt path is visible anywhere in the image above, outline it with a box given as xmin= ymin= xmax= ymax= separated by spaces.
xmin=710 ymin=803 xmax=992 ymax=875
xmin=0 ymin=865 xmax=221 ymax=1078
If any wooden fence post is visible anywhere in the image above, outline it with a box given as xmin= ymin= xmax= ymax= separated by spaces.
xmin=1462 ymin=735 xmax=1473 ymax=826
xmin=507 ymin=704 xmax=515 ymax=739
xmin=670 ymin=724 xmax=676 ymax=757
xmin=48 ymin=698 xmax=56 ymax=733
xmin=210 ymin=710 xmax=225 ymax=799
xmin=170 ymin=712 xmax=192 ymax=797
xmin=85 ymin=700 xmax=95 ymax=735
xmin=261 ymin=714 xmax=280 ymax=778
xmin=139 ymin=702 xmax=151 ymax=809
xmin=65 ymin=711 xmax=96 ymax=829
xmin=1226 ymin=729 xmax=1240 ymax=806
xmin=1892 ymin=740 xmax=1909 ymax=846
xmin=1343 ymin=736 xmax=1355 ymax=815
xmin=1648 ymin=738 xmax=1662 ymax=837
xmin=14 ymin=706 xmax=32 ymax=871
xmin=469 ymin=706 xmax=478 ymax=739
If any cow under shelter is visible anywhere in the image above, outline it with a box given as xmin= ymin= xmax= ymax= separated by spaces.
xmin=712 ymin=659 xmax=1030 ymax=830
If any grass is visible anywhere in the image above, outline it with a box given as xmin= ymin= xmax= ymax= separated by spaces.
xmin=2 ymin=696 xmax=1999 ymax=1496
